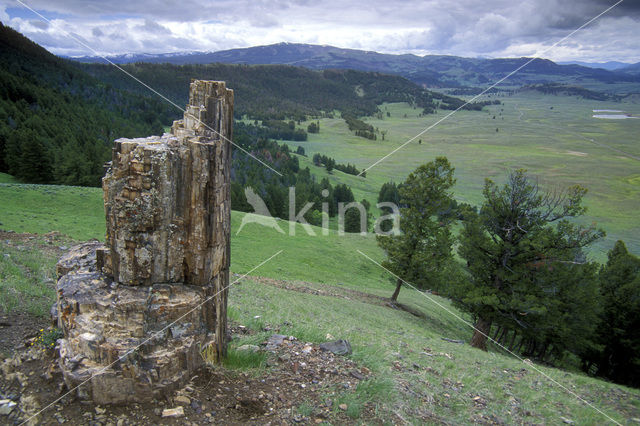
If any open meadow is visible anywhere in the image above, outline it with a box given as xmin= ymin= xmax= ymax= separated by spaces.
xmin=286 ymin=92 xmax=640 ymax=261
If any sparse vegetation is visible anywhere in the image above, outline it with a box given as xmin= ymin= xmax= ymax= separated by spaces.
xmin=0 ymin=239 xmax=58 ymax=316
xmin=222 ymin=347 xmax=268 ymax=371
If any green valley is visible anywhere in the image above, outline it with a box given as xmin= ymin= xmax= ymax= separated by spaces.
xmin=2 ymin=18 xmax=640 ymax=425
xmin=284 ymin=92 xmax=640 ymax=260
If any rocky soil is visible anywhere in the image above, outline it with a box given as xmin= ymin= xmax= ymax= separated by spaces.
xmin=0 ymin=231 xmax=74 ymax=355
xmin=0 ymin=232 xmax=381 ymax=425
xmin=0 ymin=326 xmax=381 ymax=425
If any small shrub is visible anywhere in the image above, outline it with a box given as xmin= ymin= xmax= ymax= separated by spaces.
xmin=31 ymin=328 xmax=63 ymax=351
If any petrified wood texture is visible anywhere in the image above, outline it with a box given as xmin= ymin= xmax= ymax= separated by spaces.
xmin=56 ymin=80 xmax=232 ymax=404
xmin=56 ymin=243 xmax=227 ymax=404
xmin=102 ymin=80 xmax=233 ymax=287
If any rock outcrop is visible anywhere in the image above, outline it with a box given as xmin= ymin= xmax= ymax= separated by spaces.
xmin=55 ymin=80 xmax=233 ymax=404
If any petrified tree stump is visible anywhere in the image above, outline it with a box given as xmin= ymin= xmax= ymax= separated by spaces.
xmin=55 ymin=80 xmax=233 ymax=404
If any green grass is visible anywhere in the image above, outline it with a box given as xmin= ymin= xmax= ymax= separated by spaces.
xmin=222 ymin=346 xmax=268 ymax=371
xmin=0 ymin=180 xmax=638 ymax=422
xmin=230 ymin=212 xmax=387 ymax=293
xmin=0 ymin=182 xmax=387 ymax=292
xmin=228 ymin=277 xmax=639 ymax=424
xmin=0 ymin=242 xmax=57 ymax=316
xmin=296 ymin=400 xmax=315 ymax=417
xmin=284 ymin=93 xmax=640 ymax=261
xmin=0 ymin=183 xmax=105 ymax=240
xmin=335 ymin=377 xmax=395 ymax=419
xmin=0 ymin=172 xmax=18 ymax=183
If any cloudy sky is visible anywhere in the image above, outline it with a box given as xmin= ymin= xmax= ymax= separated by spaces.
xmin=2 ymin=0 xmax=639 ymax=62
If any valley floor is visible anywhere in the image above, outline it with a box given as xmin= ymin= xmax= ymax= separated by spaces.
xmin=284 ymin=93 xmax=640 ymax=261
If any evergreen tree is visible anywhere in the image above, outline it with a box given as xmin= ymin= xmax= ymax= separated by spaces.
xmin=593 ymin=241 xmax=640 ymax=387
xmin=344 ymin=198 xmax=371 ymax=233
xmin=376 ymin=157 xmax=456 ymax=301
xmin=19 ymin=132 xmax=52 ymax=183
xmin=378 ymin=181 xmax=401 ymax=205
xmin=307 ymin=122 xmax=319 ymax=133
xmin=377 ymin=181 xmax=401 ymax=232
xmin=325 ymin=158 xmax=334 ymax=173
xmin=454 ymin=170 xmax=604 ymax=350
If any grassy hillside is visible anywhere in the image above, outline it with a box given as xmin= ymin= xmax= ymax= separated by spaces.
xmin=1 ymin=180 xmax=639 ymax=423
xmin=229 ymin=279 xmax=640 ymax=424
xmin=283 ymin=93 xmax=640 ymax=260
xmin=0 ymin=177 xmax=105 ymax=240
xmin=0 ymin=178 xmax=386 ymax=293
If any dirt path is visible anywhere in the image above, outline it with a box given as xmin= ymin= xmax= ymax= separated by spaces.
xmin=239 ymin=275 xmax=389 ymax=306
xmin=241 ymin=275 xmax=430 ymax=320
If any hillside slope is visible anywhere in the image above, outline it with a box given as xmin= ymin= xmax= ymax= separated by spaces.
xmin=79 ymin=62 xmax=443 ymax=119
xmin=0 ymin=179 xmax=639 ymax=424
xmin=620 ymin=62 xmax=640 ymax=75
xmin=0 ymin=23 xmax=175 ymax=186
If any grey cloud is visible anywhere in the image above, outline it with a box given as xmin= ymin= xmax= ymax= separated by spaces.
xmin=592 ymin=0 xmax=640 ymax=16
xmin=136 ymin=19 xmax=172 ymax=35
xmin=249 ymin=13 xmax=280 ymax=28
xmin=141 ymin=35 xmax=200 ymax=51
xmin=5 ymin=0 xmax=639 ymax=61
xmin=29 ymin=20 xmax=49 ymax=29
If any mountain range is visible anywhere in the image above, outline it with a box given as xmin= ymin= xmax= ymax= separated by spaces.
xmin=558 ymin=60 xmax=631 ymax=71
xmin=68 ymin=43 xmax=640 ymax=89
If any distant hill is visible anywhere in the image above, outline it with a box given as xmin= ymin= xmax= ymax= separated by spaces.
xmin=78 ymin=62 xmax=450 ymax=120
xmin=619 ymin=62 xmax=640 ymax=75
xmin=68 ymin=42 xmax=640 ymax=88
xmin=557 ymin=60 xmax=631 ymax=71
xmin=0 ymin=23 xmax=174 ymax=186
xmin=518 ymin=83 xmax=617 ymax=101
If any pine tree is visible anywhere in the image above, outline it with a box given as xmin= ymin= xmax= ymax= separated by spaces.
xmin=376 ymin=157 xmax=456 ymax=301
xmin=454 ymin=170 xmax=604 ymax=350
xmin=593 ymin=241 xmax=640 ymax=386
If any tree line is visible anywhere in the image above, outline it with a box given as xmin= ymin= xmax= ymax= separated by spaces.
xmin=0 ymin=23 xmax=173 ymax=186
xmin=437 ymin=96 xmax=502 ymax=111
xmin=376 ymin=159 xmax=639 ymax=388
xmin=521 ymin=83 xmax=617 ymax=102
xmin=342 ymin=112 xmax=376 ymax=140
xmin=260 ymin=119 xmax=308 ymax=141
xmin=230 ymin=122 xmax=362 ymax=227
xmin=311 ymin=153 xmax=365 ymax=177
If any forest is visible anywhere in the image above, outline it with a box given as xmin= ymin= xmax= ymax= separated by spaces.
xmin=0 ymin=23 xmax=173 ymax=186
xmin=0 ymin=23 xmax=474 ymax=190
